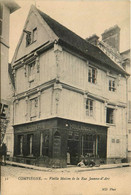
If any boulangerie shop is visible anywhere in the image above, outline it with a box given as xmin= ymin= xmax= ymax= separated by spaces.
xmin=14 ymin=118 xmax=107 ymax=167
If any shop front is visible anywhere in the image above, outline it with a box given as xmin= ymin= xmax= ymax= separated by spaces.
xmin=58 ymin=118 xmax=108 ymax=165
xmin=13 ymin=117 xmax=107 ymax=167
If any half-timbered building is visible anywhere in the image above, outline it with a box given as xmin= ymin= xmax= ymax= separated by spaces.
xmin=11 ymin=5 xmax=129 ymax=167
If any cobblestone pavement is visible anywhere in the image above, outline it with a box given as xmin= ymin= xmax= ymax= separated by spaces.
xmin=1 ymin=165 xmax=131 ymax=195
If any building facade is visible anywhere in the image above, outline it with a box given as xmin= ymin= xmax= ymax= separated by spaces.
xmin=11 ymin=5 xmax=128 ymax=167
xmin=121 ymin=49 xmax=131 ymax=162
xmin=0 ymin=0 xmax=20 ymax=156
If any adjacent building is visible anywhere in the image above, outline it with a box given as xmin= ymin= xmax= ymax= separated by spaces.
xmin=0 ymin=0 xmax=20 ymax=156
xmin=11 ymin=5 xmax=129 ymax=167
xmin=121 ymin=49 xmax=131 ymax=162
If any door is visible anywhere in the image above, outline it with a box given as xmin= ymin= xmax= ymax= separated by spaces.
xmin=67 ymin=140 xmax=79 ymax=165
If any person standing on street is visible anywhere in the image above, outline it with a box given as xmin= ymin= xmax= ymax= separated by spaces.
xmin=1 ymin=143 xmax=7 ymax=165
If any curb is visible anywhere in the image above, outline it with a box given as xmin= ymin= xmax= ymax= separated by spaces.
xmin=3 ymin=161 xmax=131 ymax=172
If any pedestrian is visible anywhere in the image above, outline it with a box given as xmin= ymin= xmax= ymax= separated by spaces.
xmin=1 ymin=143 xmax=7 ymax=165
xmin=67 ymin=148 xmax=70 ymax=165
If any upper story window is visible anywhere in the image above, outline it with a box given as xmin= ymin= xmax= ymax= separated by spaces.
xmin=106 ymin=107 xmax=115 ymax=124
xmin=32 ymin=28 xmax=37 ymax=42
xmin=26 ymin=32 xmax=31 ymax=46
xmin=24 ymin=27 xmax=37 ymax=46
xmin=30 ymin=97 xmax=38 ymax=120
xmin=86 ymin=99 xmax=94 ymax=116
xmin=109 ymin=79 xmax=116 ymax=92
xmin=28 ymin=61 xmax=35 ymax=82
xmin=88 ymin=66 xmax=97 ymax=84
xmin=0 ymin=4 xmax=3 ymax=36
xmin=128 ymin=101 xmax=131 ymax=122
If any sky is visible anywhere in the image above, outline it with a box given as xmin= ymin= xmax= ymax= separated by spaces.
xmin=9 ymin=0 xmax=130 ymax=62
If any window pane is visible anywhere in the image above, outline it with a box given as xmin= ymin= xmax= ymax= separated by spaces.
xmin=33 ymin=28 xmax=37 ymax=42
xmin=0 ymin=20 xmax=2 ymax=36
xmin=109 ymin=79 xmax=116 ymax=92
xmin=0 ymin=4 xmax=3 ymax=20
xmin=88 ymin=67 xmax=96 ymax=84
xmin=26 ymin=33 xmax=31 ymax=46
xmin=18 ymin=135 xmax=23 ymax=155
xmin=86 ymin=99 xmax=89 ymax=109
xmin=88 ymin=69 xmax=92 ymax=82
xmin=27 ymin=134 xmax=33 ymax=155
xmin=86 ymin=99 xmax=93 ymax=116
xmin=30 ymin=98 xmax=38 ymax=118
xmin=129 ymin=101 xmax=131 ymax=121
xmin=92 ymin=69 xmax=96 ymax=83
xmin=106 ymin=108 xmax=114 ymax=124
xmin=29 ymin=62 xmax=35 ymax=76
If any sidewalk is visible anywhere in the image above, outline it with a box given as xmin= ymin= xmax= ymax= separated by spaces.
xmin=4 ymin=160 xmax=131 ymax=172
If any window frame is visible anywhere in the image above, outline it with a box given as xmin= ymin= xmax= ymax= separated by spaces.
xmin=18 ymin=135 xmax=23 ymax=155
xmin=27 ymin=134 xmax=33 ymax=156
xmin=0 ymin=4 xmax=3 ymax=36
xmin=128 ymin=101 xmax=131 ymax=122
xmin=86 ymin=98 xmax=94 ymax=117
xmin=40 ymin=133 xmax=49 ymax=157
xmin=32 ymin=27 xmax=37 ymax=42
xmin=82 ymin=134 xmax=99 ymax=157
xmin=109 ymin=79 xmax=116 ymax=92
xmin=106 ymin=107 xmax=115 ymax=124
xmin=26 ymin=32 xmax=31 ymax=46
xmin=28 ymin=61 xmax=36 ymax=82
xmin=88 ymin=66 xmax=97 ymax=84
xmin=25 ymin=27 xmax=37 ymax=47
xmin=30 ymin=97 xmax=38 ymax=120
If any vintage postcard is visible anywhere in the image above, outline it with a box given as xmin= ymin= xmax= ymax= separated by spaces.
xmin=1 ymin=0 xmax=131 ymax=195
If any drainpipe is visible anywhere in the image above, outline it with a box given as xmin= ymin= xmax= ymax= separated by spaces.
xmin=126 ymin=75 xmax=129 ymax=161
xmin=81 ymin=135 xmax=83 ymax=156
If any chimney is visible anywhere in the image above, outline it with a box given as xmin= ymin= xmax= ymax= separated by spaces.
xmin=101 ymin=25 xmax=120 ymax=51
xmin=86 ymin=34 xmax=99 ymax=46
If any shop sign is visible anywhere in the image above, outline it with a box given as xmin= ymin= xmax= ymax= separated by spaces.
xmin=69 ymin=123 xmax=90 ymax=131
xmin=0 ymin=103 xmax=8 ymax=119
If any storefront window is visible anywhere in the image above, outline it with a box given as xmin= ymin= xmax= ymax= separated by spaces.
xmin=18 ymin=135 xmax=23 ymax=155
xmin=68 ymin=131 xmax=79 ymax=140
xmin=53 ymin=131 xmax=61 ymax=158
xmin=82 ymin=135 xmax=98 ymax=157
xmin=27 ymin=134 xmax=33 ymax=155
xmin=40 ymin=133 xmax=49 ymax=157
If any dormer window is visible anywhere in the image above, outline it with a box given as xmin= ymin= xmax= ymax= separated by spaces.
xmin=24 ymin=27 xmax=37 ymax=46
xmin=32 ymin=28 xmax=37 ymax=42
xmin=26 ymin=33 xmax=31 ymax=46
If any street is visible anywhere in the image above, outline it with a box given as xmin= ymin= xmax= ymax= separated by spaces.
xmin=1 ymin=165 xmax=131 ymax=195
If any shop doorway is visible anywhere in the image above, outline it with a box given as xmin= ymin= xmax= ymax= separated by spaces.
xmin=67 ymin=140 xmax=79 ymax=165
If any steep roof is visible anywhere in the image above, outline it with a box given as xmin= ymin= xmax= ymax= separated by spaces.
xmin=8 ymin=63 xmax=15 ymax=88
xmin=38 ymin=9 xmax=128 ymax=76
